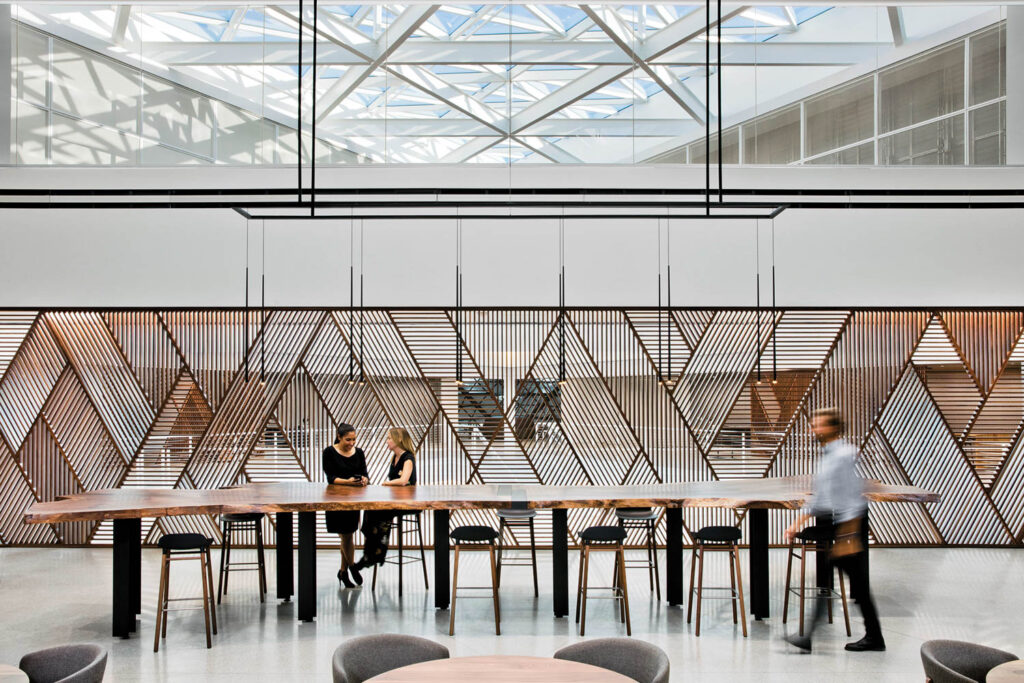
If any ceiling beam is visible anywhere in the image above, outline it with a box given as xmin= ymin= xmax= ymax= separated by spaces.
xmin=888 ymin=6 xmax=907 ymax=46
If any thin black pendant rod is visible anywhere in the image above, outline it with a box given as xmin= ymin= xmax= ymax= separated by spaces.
xmin=704 ymin=0 xmax=710 ymax=216
xmin=297 ymin=0 xmax=303 ymax=205
xmin=348 ymin=261 xmax=354 ymax=384
xmin=667 ymin=261 xmax=672 ymax=383
xmin=359 ymin=272 xmax=364 ymax=385
xmin=772 ymin=220 xmax=777 ymax=383
xmin=244 ymin=222 xmax=249 ymax=382
xmin=311 ymin=0 xmax=317 ymax=217
xmin=717 ymin=0 xmax=723 ymax=203
xmin=261 ymin=220 xmax=266 ymax=384
xmin=658 ymin=271 xmax=663 ymax=383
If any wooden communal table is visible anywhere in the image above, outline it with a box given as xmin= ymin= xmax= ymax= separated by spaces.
xmin=23 ymin=477 xmax=938 ymax=638
xmin=365 ymin=655 xmax=634 ymax=682
xmin=988 ymin=660 xmax=1024 ymax=683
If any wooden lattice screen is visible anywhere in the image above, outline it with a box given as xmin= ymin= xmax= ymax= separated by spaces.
xmin=1 ymin=308 xmax=1021 ymax=548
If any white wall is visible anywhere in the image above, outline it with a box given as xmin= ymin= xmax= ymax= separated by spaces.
xmin=0 ymin=165 xmax=1021 ymax=307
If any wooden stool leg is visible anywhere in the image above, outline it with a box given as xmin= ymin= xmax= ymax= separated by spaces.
xmin=256 ymin=522 xmax=267 ymax=601
xmin=650 ymin=520 xmax=661 ymax=601
xmin=687 ymin=544 xmax=697 ymax=624
xmin=694 ymin=544 xmax=705 ymax=637
xmin=798 ymin=542 xmax=807 ymax=636
xmin=839 ymin=568 xmax=851 ymax=636
xmin=417 ymin=514 xmax=429 ymax=589
xmin=199 ymin=553 xmax=213 ymax=648
xmin=205 ymin=547 xmax=218 ymax=635
xmin=782 ymin=540 xmax=794 ymax=624
xmin=496 ymin=519 xmax=504 ymax=589
xmin=153 ymin=553 xmax=168 ymax=653
xmin=449 ymin=545 xmax=460 ymax=636
xmin=162 ymin=558 xmax=171 ymax=639
xmin=734 ymin=544 xmax=747 ymax=638
xmin=397 ymin=516 xmax=404 ymax=597
xmin=618 ymin=545 xmax=631 ymax=636
xmin=580 ymin=546 xmax=591 ymax=636
xmin=729 ymin=547 xmax=738 ymax=624
xmin=217 ymin=521 xmax=228 ymax=604
xmin=529 ymin=518 xmax=539 ymax=598
xmin=488 ymin=544 xmax=501 ymax=636
xmin=575 ymin=544 xmax=585 ymax=624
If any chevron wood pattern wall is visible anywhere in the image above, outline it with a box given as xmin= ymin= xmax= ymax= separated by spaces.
xmin=1 ymin=308 xmax=1022 ymax=549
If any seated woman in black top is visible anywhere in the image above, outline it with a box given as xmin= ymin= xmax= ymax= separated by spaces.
xmin=348 ymin=427 xmax=417 ymax=583
xmin=322 ymin=423 xmax=369 ymax=588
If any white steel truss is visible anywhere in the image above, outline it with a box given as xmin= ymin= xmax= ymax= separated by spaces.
xmin=10 ymin=3 xmax=997 ymax=163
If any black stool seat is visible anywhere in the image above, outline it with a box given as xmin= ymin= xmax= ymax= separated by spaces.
xmin=159 ymin=533 xmax=213 ymax=551
xmin=795 ymin=526 xmax=831 ymax=543
xmin=451 ymin=525 xmax=499 ymax=542
xmin=497 ymin=508 xmax=537 ymax=519
xmin=580 ymin=526 xmax=627 ymax=543
xmin=221 ymin=512 xmax=264 ymax=523
xmin=615 ymin=507 xmax=658 ymax=520
xmin=695 ymin=526 xmax=741 ymax=543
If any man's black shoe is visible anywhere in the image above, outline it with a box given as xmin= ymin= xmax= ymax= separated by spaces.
xmin=784 ymin=633 xmax=812 ymax=652
xmin=845 ymin=636 xmax=886 ymax=652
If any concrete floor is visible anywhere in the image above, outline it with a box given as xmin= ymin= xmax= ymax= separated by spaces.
xmin=1 ymin=546 xmax=1019 ymax=682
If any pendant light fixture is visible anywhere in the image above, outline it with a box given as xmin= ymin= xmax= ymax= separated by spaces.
xmin=657 ymin=218 xmax=663 ymax=386
xmin=297 ymin=0 xmax=303 ymax=206
xmin=558 ymin=216 xmax=566 ymax=386
xmin=260 ymin=219 xmax=266 ymax=385
xmin=244 ymin=219 xmax=249 ymax=382
xmin=311 ymin=0 xmax=317 ymax=217
xmin=717 ymin=0 xmax=723 ymax=203
xmin=771 ymin=216 xmax=778 ymax=384
xmin=358 ymin=218 xmax=365 ymax=386
xmin=348 ymin=216 xmax=355 ymax=385
xmin=666 ymin=216 xmax=673 ymax=387
xmin=755 ymin=220 xmax=761 ymax=385
xmin=455 ymin=218 xmax=462 ymax=385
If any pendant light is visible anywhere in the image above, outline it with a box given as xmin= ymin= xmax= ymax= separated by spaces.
xmin=348 ymin=216 xmax=355 ymax=385
xmin=455 ymin=218 xmax=462 ymax=386
xmin=771 ymin=216 xmax=777 ymax=384
xmin=244 ymin=219 xmax=249 ymax=382
xmin=358 ymin=219 xmax=365 ymax=386
xmin=557 ymin=217 xmax=566 ymax=386
xmin=755 ymin=219 xmax=761 ymax=385
xmin=665 ymin=216 xmax=674 ymax=387
xmin=657 ymin=218 xmax=663 ymax=386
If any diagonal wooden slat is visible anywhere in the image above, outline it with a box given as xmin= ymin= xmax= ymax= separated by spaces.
xmin=942 ymin=311 xmax=1024 ymax=397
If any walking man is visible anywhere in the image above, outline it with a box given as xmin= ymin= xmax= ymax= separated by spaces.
xmin=784 ymin=407 xmax=885 ymax=652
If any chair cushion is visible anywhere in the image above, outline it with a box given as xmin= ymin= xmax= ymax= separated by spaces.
xmin=921 ymin=639 xmax=1018 ymax=683
xmin=333 ymin=634 xmax=449 ymax=683
xmin=616 ymin=507 xmax=657 ymax=520
xmin=555 ymin=638 xmax=670 ymax=683
xmin=158 ymin=533 xmax=213 ymax=551
xmin=695 ymin=526 xmax=741 ymax=543
xmin=580 ymin=526 xmax=627 ymax=543
xmin=795 ymin=526 xmax=832 ymax=543
xmin=222 ymin=512 xmax=265 ymax=523
xmin=450 ymin=525 xmax=498 ymax=542
xmin=497 ymin=509 xmax=537 ymax=519
xmin=18 ymin=644 xmax=107 ymax=683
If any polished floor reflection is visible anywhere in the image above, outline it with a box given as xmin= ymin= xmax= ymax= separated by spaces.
xmin=0 ymin=546 xmax=1018 ymax=681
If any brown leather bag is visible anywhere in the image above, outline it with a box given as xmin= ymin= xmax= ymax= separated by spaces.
xmin=831 ymin=518 xmax=864 ymax=558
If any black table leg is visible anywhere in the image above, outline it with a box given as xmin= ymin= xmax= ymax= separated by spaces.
xmin=666 ymin=508 xmax=683 ymax=606
xmin=112 ymin=517 xmax=141 ymax=638
xmin=748 ymin=508 xmax=769 ymax=620
xmin=552 ymin=508 xmax=568 ymax=617
xmin=433 ymin=509 xmax=450 ymax=609
xmin=276 ymin=512 xmax=294 ymax=601
xmin=297 ymin=511 xmax=316 ymax=622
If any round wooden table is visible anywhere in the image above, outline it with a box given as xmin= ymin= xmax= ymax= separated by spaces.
xmin=0 ymin=665 xmax=28 ymax=683
xmin=989 ymin=660 xmax=1024 ymax=683
xmin=365 ymin=655 xmax=635 ymax=682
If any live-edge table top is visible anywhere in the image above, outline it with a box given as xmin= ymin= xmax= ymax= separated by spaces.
xmin=24 ymin=477 xmax=939 ymax=524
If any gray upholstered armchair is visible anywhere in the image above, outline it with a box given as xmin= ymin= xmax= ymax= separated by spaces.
xmin=332 ymin=633 xmax=449 ymax=683
xmin=554 ymin=638 xmax=670 ymax=683
xmin=18 ymin=644 xmax=107 ymax=683
xmin=921 ymin=639 xmax=1017 ymax=683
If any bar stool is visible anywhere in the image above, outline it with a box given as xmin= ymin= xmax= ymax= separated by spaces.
xmin=783 ymin=525 xmax=851 ymax=636
xmin=687 ymin=525 xmax=747 ymax=637
xmin=372 ymin=510 xmax=429 ymax=596
xmin=575 ymin=525 xmax=631 ymax=636
xmin=496 ymin=509 xmax=538 ymax=597
xmin=449 ymin=524 xmax=500 ymax=636
xmin=154 ymin=533 xmax=218 ymax=652
xmin=217 ymin=512 xmax=267 ymax=604
xmin=615 ymin=507 xmax=660 ymax=600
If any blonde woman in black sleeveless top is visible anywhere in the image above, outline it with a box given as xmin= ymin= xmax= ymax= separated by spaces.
xmin=347 ymin=427 xmax=417 ymax=583
xmin=322 ymin=423 xmax=368 ymax=588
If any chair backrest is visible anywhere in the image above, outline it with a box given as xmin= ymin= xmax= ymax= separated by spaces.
xmin=921 ymin=640 xmax=1018 ymax=683
xmin=554 ymin=638 xmax=669 ymax=683
xmin=332 ymin=634 xmax=450 ymax=683
xmin=18 ymin=644 xmax=107 ymax=683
